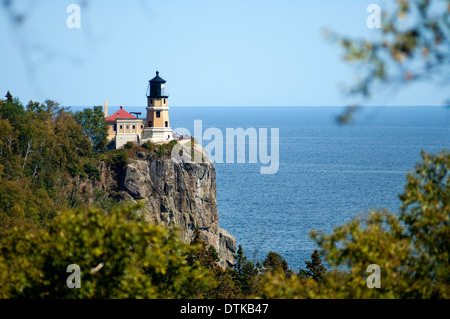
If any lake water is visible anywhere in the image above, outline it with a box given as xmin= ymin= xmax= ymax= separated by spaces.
xmin=169 ymin=106 xmax=450 ymax=270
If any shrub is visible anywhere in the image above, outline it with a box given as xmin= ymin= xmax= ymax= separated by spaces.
xmin=0 ymin=203 xmax=216 ymax=298
xmin=66 ymin=164 xmax=80 ymax=177
xmin=83 ymin=162 xmax=100 ymax=181
xmin=124 ymin=141 xmax=135 ymax=150
xmin=166 ymin=140 xmax=178 ymax=152
xmin=112 ymin=150 xmax=129 ymax=170
xmin=142 ymin=140 xmax=154 ymax=150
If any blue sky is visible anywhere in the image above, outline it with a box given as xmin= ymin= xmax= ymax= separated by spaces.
xmin=0 ymin=0 xmax=448 ymax=107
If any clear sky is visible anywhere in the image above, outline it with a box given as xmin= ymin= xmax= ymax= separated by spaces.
xmin=0 ymin=0 xmax=448 ymax=107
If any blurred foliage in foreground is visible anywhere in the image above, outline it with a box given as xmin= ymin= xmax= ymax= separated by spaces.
xmin=255 ymin=151 xmax=449 ymax=299
xmin=328 ymin=0 xmax=450 ymax=123
xmin=0 ymin=203 xmax=215 ymax=298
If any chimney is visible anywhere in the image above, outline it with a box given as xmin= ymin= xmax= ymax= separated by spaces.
xmin=104 ymin=100 xmax=109 ymax=118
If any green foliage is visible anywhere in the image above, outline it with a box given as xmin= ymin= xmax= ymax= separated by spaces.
xmin=66 ymin=164 xmax=81 ymax=177
xmin=0 ymin=94 xmax=25 ymax=124
xmin=82 ymin=162 xmax=100 ymax=181
xmin=311 ymin=209 xmax=430 ymax=298
xmin=186 ymin=228 xmax=240 ymax=298
xmin=0 ymin=203 xmax=216 ymax=298
xmin=399 ymin=150 xmax=450 ymax=284
xmin=124 ymin=141 xmax=135 ymax=150
xmin=92 ymin=189 xmax=118 ymax=212
xmin=5 ymin=91 xmax=13 ymax=102
xmin=0 ymin=94 xmax=98 ymax=223
xmin=112 ymin=149 xmax=129 ymax=170
xmin=299 ymin=249 xmax=327 ymax=283
xmin=252 ymin=150 xmax=450 ymax=299
xmin=116 ymin=140 xmax=178 ymax=161
xmin=262 ymin=251 xmax=293 ymax=278
xmin=157 ymin=144 xmax=164 ymax=156
xmin=187 ymin=228 xmax=220 ymax=269
xmin=167 ymin=139 xmax=178 ymax=152
xmin=74 ymin=106 xmax=108 ymax=151
xmin=232 ymin=245 xmax=258 ymax=296
xmin=141 ymin=140 xmax=154 ymax=150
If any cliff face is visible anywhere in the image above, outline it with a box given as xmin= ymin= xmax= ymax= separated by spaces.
xmin=77 ymin=152 xmax=237 ymax=268
xmin=120 ymin=156 xmax=236 ymax=267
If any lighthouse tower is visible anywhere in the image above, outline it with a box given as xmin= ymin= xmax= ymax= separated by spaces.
xmin=142 ymin=71 xmax=173 ymax=143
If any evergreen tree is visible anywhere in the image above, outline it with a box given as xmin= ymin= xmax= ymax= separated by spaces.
xmin=231 ymin=245 xmax=258 ymax=296
xmin=187 ymin=227 xmax=239 ymax=298
xmin=187 ymin=227 xmax=218 ymax=269
xmin=5 ymin=91 xmax=12 ymax=102
xmin=299 ymin=249 xmax=327 ymax=283
xmin=262 ymin=251 xmax=293 ymax=278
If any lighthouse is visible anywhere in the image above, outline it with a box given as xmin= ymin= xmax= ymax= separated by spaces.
xmin=142 ymin=71 xmax=174 ymax=143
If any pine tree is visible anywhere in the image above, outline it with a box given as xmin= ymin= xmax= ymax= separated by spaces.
xmin=232 ymin=245 xmax=258 ymax=296
xmin=187 ymin=227 xmax=239 ymax=298
xmin=300 ymin=249 xmax=327 ymax=283
xmin=5 ymin=91 xmax=13 ymax=102
xmin=262 ymin=251 xmax=293 ymax=278
xmin=233 ymin=245 xmax=246 ymax=276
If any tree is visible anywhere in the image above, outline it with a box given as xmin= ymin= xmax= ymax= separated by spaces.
xmin=328 ymin=0 xmax=450 ymax=122
xmin=299 ymin=249 xmax=327 ymax=283
xmin=0 ymin=203 xmax=217 ymax=298
xmin=262 ymin=251 xmax=293 ymax=278
xmin=74 ymin=106 xmax=107 ymax=152
xmin=0 ymin=93 xmax=26 ymax=125
xmin=5 ymin=91 xmax=13 ymax=102
xmin=231 ymin=245 xmax=258 ymax=296
xmin=0 ymin=96 xmax=97 ymax=224
xmin=186 ymin=227 xmax=240 ymax=298
xmin=252 ymin=151 xmax=449 ymax=299
xmin=311 ymin=209 xmax=439 ymax=298
xmin=53 ymin=110 xmax=92 ymax=168
xmin=399 ymin=151 xmax=450 ymax=284
xmin=310 ymin=151 xmax=450 ymax=298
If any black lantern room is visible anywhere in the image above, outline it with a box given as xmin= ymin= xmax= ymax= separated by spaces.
xmin=147 ymin=71 xmax=168 ymax=98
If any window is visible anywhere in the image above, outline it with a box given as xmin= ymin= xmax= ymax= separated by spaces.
xmin=141 ymin=125 xmax=143 ymax=129
xmin=113 ymin=124 xmax=116 ymax=131
xmin=163 ymin=99 xmax=166 ymax=104
xmin=165 ymin=121 xmax=168 ymax=127
xmin=132 ymin=125 xmax=136 ymax=130
xmin=119 ymin=125 xmax=123 ymax=130
xmin=156 ymin=111 xmax=160 ymax=118
xmin=150 ymin=99 xmax=153 ymax=104
xmin=126 ymin=125 xmax=130 ymax=130
xmin=148 ymin=121 xmax=152 ymax=127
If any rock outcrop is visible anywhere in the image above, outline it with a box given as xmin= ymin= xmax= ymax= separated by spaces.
xmin=75 ymin=150 xmax=237 ymax=268
xmin=120 ymin=157 xmax=236 ymax=267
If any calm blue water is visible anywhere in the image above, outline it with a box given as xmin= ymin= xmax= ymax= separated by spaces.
xmin=75 ymin=105 xmax=450 ymax=270
xmin=169 ymin=106 xmax=450 ymax=270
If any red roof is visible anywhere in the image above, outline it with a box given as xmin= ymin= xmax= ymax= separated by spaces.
xmin=105 ymin=106 xmax=136 ymax=123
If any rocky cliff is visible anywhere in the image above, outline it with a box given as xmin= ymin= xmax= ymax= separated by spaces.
xmin=76 ymin=149 xmax=237 ymax=268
